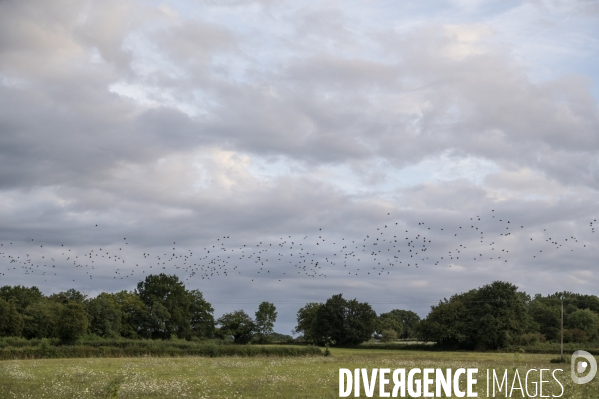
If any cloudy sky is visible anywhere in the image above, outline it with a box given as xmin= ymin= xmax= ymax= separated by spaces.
xmin=1 ymin=0 xmax=599 ymax=334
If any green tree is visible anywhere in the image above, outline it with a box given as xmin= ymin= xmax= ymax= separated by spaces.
xmin=567 ymin=309 xmax=599 ymax=341
xmin=57 ymin=301 xmax=88 ymax=342
xmin=550 ymin=292 xmax=599 ymax=315
xmin=343 ymin=298 xmax=378 ymax=345
xmin=384 ymin=309 xmax=421 ymax=339
xmin=112 ymin=291 xmax=148 ymax=339
xmin=136 ymin=274 xmax=192 ymax=339
xmin=293 ymin=302 xmax=323 ymax=344
xmin=572 ymin=295 xmax=599 ymax=314
xmin=0 ymin=285 xmax=44 ymax=313
xmin=381 ymin=329 xmax=398 ymax=342
xmin=255 ymin=302 xmax=277 ymax=343
xmin=0 ymin=298 xmax=24 ymax=337
xmin=528 ymin=296 xmax=560 ymax=341
xmin=471 ymin=281 xmax=532 ymax=349
xmin=536 ymin=292 xmax=599 ymax=343
xmin=145 ymin=301 xmax=170 ymax=338
xmin=314 ymin=294 xmax=377 ymax=346
xmin=217 ymin=310 xmax=255 ymax=344
xmin=417 ymin=293 xmax=470 ymax=347
xmin=22 ymin=300 xmax=63 ymax=339
xmin=314 ymin=294 xmax=346 ymax=345
xmin=86 ymin=295 xmax=122 ymax=337
xmin=189 ymin=289 xmax=214 ymax=339
xmin=376 ymin=313 xmax=403 ymax=338
xmin=49 ymin=289 xmax=87 ymax=305
xmin=418 ymin=281 xmax=533 ymax=350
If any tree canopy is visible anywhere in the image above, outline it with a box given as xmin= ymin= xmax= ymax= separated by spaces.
xmin=217 ymin=310 xmax=255 ymax=344
xmin=295 ymin=294 xmax=377 ymax=346
xmin=57 ymin=301 xmax=88 ymax=342
xmin=2 ymin=278 xmax=599 ymax=349
xmin=0 ymin=276 xmax=215 ymax=341
xmin=418 ymin=281 xmax=534 ymax=349
xmin=136 ymin=273 xmax=192 ymax=339
xmin=293 ymin=302 xmax=322 ymax=344
xmin=255 ymin=302 xmax=277 ymax=343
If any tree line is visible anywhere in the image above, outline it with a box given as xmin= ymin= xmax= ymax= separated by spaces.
xmin=1 ymin=276 xmax=598 ymax=349
xmin=292 ymin=295 xmax=419 ymax=345
xmin=418 ymin=281 xmax=599 ymax=349
xmin=289 ymin=281 xmax=599 ymax=349
xmin=0 ymin=274 xmax=275 ymax=343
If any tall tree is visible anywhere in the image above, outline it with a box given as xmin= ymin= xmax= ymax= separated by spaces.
xmin=313 ymin=294 xmax=377 ymax=346
xmin=22 ymin=300 xmax=62 ymax=339
xmin=343 ymin=298 xmax=378 ymax=345
xmin=255 ymin=302 xmax=277 ymax=343
xmin=136 ymin=274 xmax=191 ymax=339
xmin=528 ymin=295 xmax=560 ymax=341
xmin=381 ymin=309 xmax=421 ymax=339
xmin=0 ymin=298 xmax=24 ymax=337
xmin=315 ymin=294 xmax=346 ymax=345
xmin=189 ymin=289 xmax=215 ymax=339
xmin=418 ymin=281 xmax=533 ymax=350
xmin=417 ymin=293 xmax=471 ymax=347
xmin=49 ymin=288 xmax=87 ymax=305
xmin=470 ymin=281 xmax=531 ymax=349
xmin=57 ymin=301 xmax=88 ymax=342
xmin=86 ymin=295 xmax=122 ymax=338
xmin=112 ymin=290 xmax=148 ymax=339
xmin=0 ymin=285 xmax=44 ymax=313
xmin=293 ymin=302 xmax=323 ymax=344
xmin=145 ymin=302 xmax=171 ymax=338
xmin=217 ymin=310 xmax=255 ymax=344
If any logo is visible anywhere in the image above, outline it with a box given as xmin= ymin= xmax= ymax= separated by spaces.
xmin=571 ymin=350 xmax=597 ymax=384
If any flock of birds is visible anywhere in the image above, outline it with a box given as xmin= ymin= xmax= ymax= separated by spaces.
xmin=0 ymin=210 xmax=596 ymax=286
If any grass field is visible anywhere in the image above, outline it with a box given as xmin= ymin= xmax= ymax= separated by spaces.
xmin=1 ymin=348 xmax=598 ymax=398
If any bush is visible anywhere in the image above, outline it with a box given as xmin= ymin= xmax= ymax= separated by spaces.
xmin=0 ymin=341 xmax=322 ymax=360
xmin=38 ymin=338 xmax=54 ymax=358
xmin=506 ymin=341 xmax=599 ymax=355
xmin=566 ymin=328 xmax=589 ymax=343
xmin=381 ymin=329 xmax=398 ymax=342
xmin=520 ymin=333 xmax=546 ymax=345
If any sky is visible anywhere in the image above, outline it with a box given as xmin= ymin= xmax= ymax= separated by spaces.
xmin=1 ymin=0 xmax=599 ymax=335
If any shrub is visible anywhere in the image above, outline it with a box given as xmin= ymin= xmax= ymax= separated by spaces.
xmin=0 ymin=341 xmax=322 ymax=360
xmin=567 ymin=328 xmax=589 ymax=343
xmin=520 ymin=333 xmax=546 ymax=345
xmin=381 ymin=329 xmax=398 ymax=342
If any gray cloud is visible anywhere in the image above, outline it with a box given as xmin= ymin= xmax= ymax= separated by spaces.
xmin=1 ymin=0 xmax=599 ymax=333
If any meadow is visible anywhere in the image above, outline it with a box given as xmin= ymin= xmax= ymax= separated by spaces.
xmin=1 ymin=348 xmax=598 ymax=398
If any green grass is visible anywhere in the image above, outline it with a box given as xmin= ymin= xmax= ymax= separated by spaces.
xmin=1 ymin=349 xmax=598 ymax=398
